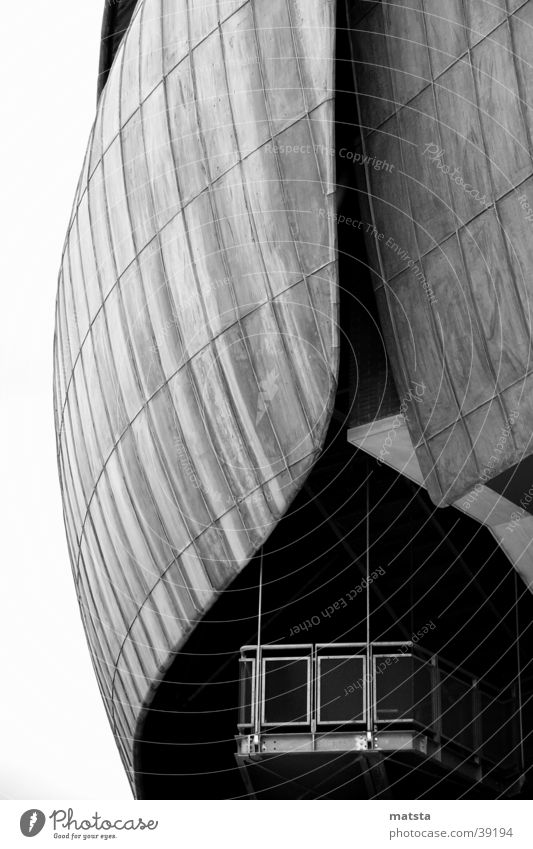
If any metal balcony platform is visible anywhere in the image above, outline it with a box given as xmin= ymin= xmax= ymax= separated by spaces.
xmin=235 ymin=643 xmax=524 ymax=799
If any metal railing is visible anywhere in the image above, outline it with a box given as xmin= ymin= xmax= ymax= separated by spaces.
xmin=238 ymin=643 xmax=521 ymax=773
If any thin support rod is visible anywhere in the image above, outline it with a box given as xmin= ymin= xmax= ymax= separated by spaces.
xmin=366 ymin=468 xmax=371 ymax=656
xmin=366 ymin=465 xmax=372 ymax=740
xmin=254 ymin=550 xmax=264 ymax=737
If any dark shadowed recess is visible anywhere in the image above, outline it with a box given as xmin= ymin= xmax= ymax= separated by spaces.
xmin=98 ymin=0 xmax=139 ymax=99
xmin=130 ymin=1 xmax=533 ymax=800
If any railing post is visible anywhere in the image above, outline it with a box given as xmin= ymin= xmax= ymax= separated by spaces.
xmin=311 ymin=646 xmax=317 ymax=735
xmin=253 ymin=644 xmax=262 ymax=744
xmin=367 ymin=643 xmax=373 ymax=748
xmin=253 ymin=553 xmax=263 ymax=746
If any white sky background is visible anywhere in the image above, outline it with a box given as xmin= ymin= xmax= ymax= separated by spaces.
xmin=0 ymin=3 xmax=131 ymax=798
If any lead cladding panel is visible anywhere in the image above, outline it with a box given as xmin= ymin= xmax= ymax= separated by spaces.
xmin=54 ymin=0 xmax=338 ymax=788
xmin=347 ymin=0 xmax=533 ymax=506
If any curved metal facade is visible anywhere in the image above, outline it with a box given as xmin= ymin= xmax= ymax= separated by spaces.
xmin=54 ymin=0 xmax=337 ymax=787
xmin=349 ymin=0 xmax=533 ymax=506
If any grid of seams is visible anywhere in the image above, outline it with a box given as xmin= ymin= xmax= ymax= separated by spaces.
xmin=53 ymin=0 xmax=338 ymax=787
xmin=348 ymin=0 xmax=533 ymax=506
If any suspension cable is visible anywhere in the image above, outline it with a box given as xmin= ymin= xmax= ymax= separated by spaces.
xmin=366 ymin=463 xmax=371 ymax=740
xmin=366 ymin=466 xmax=370 ymax=657
xmin=254 ymin=549 xmax=264 ymax=738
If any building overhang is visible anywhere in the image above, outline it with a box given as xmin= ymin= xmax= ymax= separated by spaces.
xmin=348 ymin=416 xmax=533 ymax=591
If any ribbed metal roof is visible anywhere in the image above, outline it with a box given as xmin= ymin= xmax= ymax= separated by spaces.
xmin=56 ymin=0 xmax=337 ymax=793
